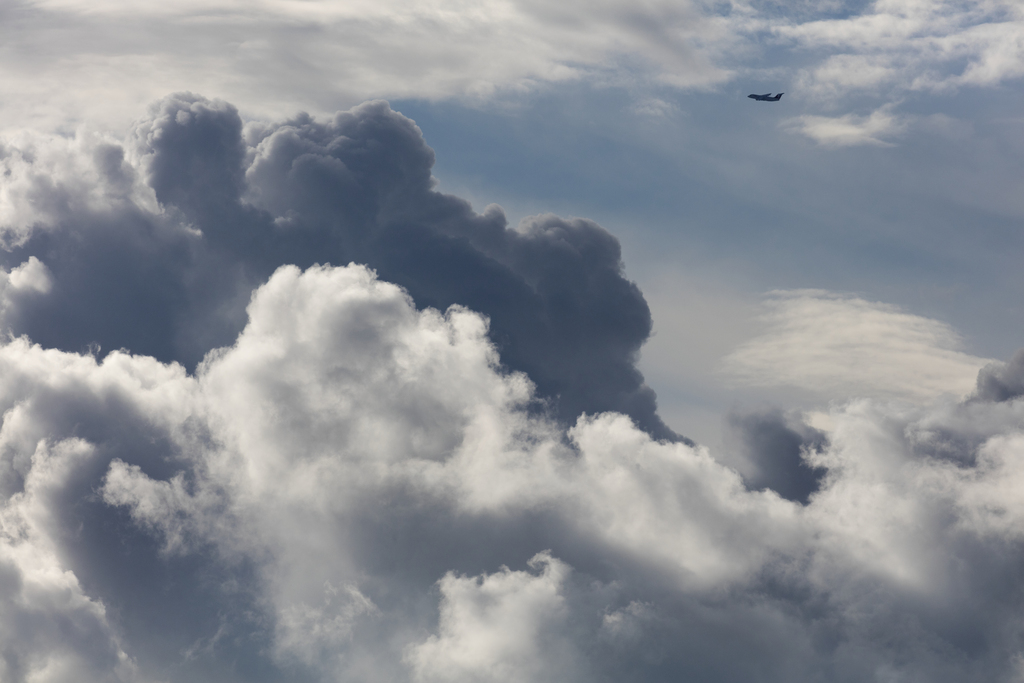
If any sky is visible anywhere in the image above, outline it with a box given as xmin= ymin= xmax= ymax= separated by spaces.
xmin=2 ymin=0 xmax=1024 ymax=681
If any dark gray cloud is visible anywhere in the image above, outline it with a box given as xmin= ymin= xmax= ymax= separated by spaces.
xmin=727 ymin=408 xmax=827 ymax=504
xmin=2 ymin=93 xmax=678 ymax=441
xmin=975 ymin=348 xmax=1024 ymax=402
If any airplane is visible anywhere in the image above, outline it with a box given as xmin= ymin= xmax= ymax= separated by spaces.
xmin=748 ymin=93 xmax=784 ymax=101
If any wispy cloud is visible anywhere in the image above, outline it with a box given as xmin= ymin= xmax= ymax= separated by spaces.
xmin=0 ymin=0 xmax=730 ymax=132
xmin=782 ymin=105 xmax=908 ymax=146
xmin=723 ymin=289 xmax=992 ymax=400
xmin=1 ymin=0 xmax=1021 ymax=133
xmin=774 ymin=0 xmax=1024 ymax=98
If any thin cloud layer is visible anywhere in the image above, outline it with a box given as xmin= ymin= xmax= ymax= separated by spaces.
xmin=784 ymin=105 xmax=907 ymax=146
xmin=1 ymin=259 xmax=1024 ymax=681
xmin=0 ymin=0 xmax=729 ymax=132
xmin=767 ymin=0 xmax=1024 ymax=145
xmin=723 ymin=289 xmax=992 ymax=402
xmin=2 ymin=0 xmax=1021 ymax=138
xmin=777 ymin=0 xmax=1024 ymax=97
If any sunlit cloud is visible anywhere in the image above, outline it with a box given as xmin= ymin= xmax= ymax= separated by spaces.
xmin=783 ymin=104 xmax=909 ymax=146
xmin=1 ymin=0 xmax=1021 ymax=134
xmin=0 ymin=0 xmax=730 ymax=132
xmin=723 ymin=289 xmax=992 ymax=400
xmin=774 ymin=0 xmax=1024 ymax=98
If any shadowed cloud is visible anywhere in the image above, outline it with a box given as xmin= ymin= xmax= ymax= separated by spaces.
xmin=727 ymin=408 xmax=827 ymax=504
xmin=2 ymin=93 xmax=679 ymax=441
xmin=975 ymin=348 xmax=1024 ymax=402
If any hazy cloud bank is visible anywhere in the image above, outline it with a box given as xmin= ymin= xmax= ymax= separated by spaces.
xmin=777 ymin=0 xmax=1024 ymax=98
xmin=723 ymin=289 xmax=992 ymax=403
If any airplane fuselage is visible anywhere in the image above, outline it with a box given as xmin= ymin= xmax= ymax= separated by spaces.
xmin=748 ymin=93 xmax=784 ymax=101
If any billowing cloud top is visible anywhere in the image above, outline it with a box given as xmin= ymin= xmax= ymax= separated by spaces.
xmin=3 ymin=96 xmax=1024 ymax=682
xmin=1 ymin=94 xmax=674 ymax=440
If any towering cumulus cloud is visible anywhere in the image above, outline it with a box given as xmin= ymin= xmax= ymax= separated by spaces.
xmin=1 ymin=94 xmax=673 ymax=440
xmin=4 ymin=97 xmax=1024 ymax=682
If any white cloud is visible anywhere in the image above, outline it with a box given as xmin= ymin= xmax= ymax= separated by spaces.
xmin=800 ymin=54 xmax=899 ymax=96
xmin=0 ymin=261 xmax=1023 ymax=679
xmin=6 ymin=257 xmax=53 ymax=295
xmin=103 ymin=263 xmax=799 ymax=604
xmin=0 ymin=0 xmax=730 ymax=133
xmin=0 ymin=0 xmax=1017 ymax=148
xmin=774 ymin=0 xmax=1024 ymax=98
xmin=723 ymin=289 xmax=992 ymax=401
xmin=0 ymin=439 xmax=142 ymax=683
xmin=273 ymin=581 xmax=379 ymax=672
xmin=0 ymin=130 xmax=145 ymax=243
xmin=784 ymin=105 xmax=908 ymax=146
xmin=406 ymin=552 xmax=578 ymax=683
xmin=4 ymin=88 xmax=1024 ymax=681
xmin=0 ymin=257 xmax=53 ymax=326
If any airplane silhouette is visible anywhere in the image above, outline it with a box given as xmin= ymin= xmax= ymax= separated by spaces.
xmin=748 ymin=93 xmax=784 ymax=101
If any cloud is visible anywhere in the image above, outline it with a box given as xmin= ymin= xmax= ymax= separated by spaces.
xmin=774 ymin=0 xmax=1024 ymax=97
xmin=0 ymin=93 xmax=677 ymax=440
xmin=0 ymin=260 xmax=791 ymax=680
xmin=406 ymin=552 xmax=580 ymax=683
xmin=1 ymin=0 xmax=1019 ymax=138
xmin=753 ymin=0 xmax=1024 ymax=140
xmin=0 ymin=438 xmax=141 ymax=683
xmin=5 ymin=94 xmax=1024 ymax=683
xmin=2 ymin=258 xmax=1024 ymax=680
xmin=0 ymin=0 xmax=731 ymax=133
xmin=726 ymin=408 xmax=827 ymax=504
xmin=784 ymin=106 xmax=907 ymax=146
xmin=975 ymin=348 xmax=1024 ymax=402
xmin=722 ymin=289 xmax=993 ymax=401
xmin=0 ymin=0 xmax=1019 ymax=195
